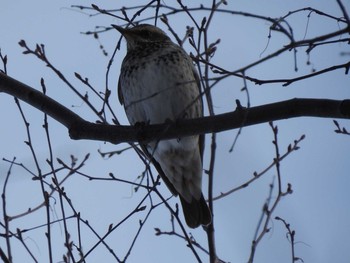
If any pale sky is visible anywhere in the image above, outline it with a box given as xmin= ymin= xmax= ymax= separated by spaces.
xmin=1 ymin=1 xmax=349 ymax=262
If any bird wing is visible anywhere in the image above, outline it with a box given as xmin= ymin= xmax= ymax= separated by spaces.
xmin=119 ymin=75 xmax=176 ymax=193
xmin=140 ymin=144 xmax=178 ymax=196
xmin=118 ymin=64 xmax=176 ymax=194
xmin=117 ymin=77 xmax=124 ymax=105
xmin=192 ymin=64 xmax=205 ymax=162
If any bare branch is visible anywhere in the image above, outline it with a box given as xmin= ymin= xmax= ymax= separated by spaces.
xmin=1 ymin=72 xmax=349 ymax=145
xmin=275 ymin=216 xmax=303 ymax=263
xmin=336 ymin=0 xmax=350 ymax=25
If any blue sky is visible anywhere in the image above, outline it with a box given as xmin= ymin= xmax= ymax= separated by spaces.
xmin=1 ymin=1 xmax=349 ymax=262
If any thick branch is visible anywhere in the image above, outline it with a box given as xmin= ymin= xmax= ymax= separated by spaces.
xmin=1 ymin=72 xmax=349 ymax=145
xmin=0 ymin=72 xmax=83 ymax=127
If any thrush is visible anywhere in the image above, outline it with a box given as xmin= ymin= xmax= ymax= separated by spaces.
xmin=113 ymin=24 xmax=211 ymax=228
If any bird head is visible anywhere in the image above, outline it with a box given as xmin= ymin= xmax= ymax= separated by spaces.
xmin=112 ymin=24 xmax=171 ymax=50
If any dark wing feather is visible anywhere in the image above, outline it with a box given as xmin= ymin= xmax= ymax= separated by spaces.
xmin=140 ymin=144 xmax=178 ymax=196
xmin=117 ymin=77 xmax=124 ymax=105
xmin=192 ymin=65 xmax=205 ymax=161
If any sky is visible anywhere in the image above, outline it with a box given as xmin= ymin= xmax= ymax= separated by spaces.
xmin=1 ymin=1 xmax=349 ymax=263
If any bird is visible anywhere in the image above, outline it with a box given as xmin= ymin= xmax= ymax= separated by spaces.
xmin=113 ymin=24 xmax=211 ymax=228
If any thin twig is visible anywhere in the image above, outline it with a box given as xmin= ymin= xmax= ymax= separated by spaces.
xmin=275 ymin=216 xmax=304 ymax=263
xmin=248 ymin=122 xmax=294 ymax=263
xmin=336 ymin=0 xmax=350 ymax=25
xmin=1 ymin=158 xmax=15 ymax=262
xmin=213 ymin=133 xmax=304 ymax=201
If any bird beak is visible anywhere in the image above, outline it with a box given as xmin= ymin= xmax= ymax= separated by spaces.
xmin=112 ymin=24 xmax=126 ymax=35
xmin=112 ymin=24 xmax=135 ymax=49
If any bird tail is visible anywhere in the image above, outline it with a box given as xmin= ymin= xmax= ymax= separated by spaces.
xmin=179 ymin=194 xmax=212 ymax=228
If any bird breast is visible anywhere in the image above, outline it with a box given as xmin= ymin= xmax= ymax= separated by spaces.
xmin=119 ymin=45 xmax=202 ymax=126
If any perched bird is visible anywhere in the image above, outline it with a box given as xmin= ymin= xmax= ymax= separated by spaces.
xmin=113 ymin=24 xmax=211 ymax=228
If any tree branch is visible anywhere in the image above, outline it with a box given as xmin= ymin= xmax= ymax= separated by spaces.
xmin=0 ymin=72 xmax=83 ymax=127
xmin=1 ymin=72 xmax=349 ymax=145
